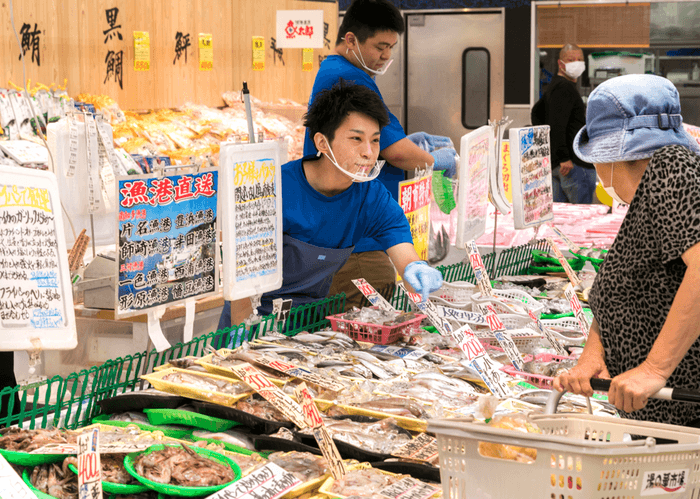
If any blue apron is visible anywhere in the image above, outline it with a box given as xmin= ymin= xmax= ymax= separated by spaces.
xmin=217 ymin=234 xmax=355 ymax=331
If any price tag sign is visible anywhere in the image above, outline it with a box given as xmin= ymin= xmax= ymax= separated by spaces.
xmin=548 ymin=224 xmax=579 ymax=254
xmin=230 ymin=363 xmax=307 ymax=428
xmin=251 ymin=354 xmax=345 ymax=392
xmin=77 ymin=428 xmax=102 ymax=499
xmin=295 ymin=383 xmax=346 ymax=480
xmin=369 ymin=344 xmax=427 ymax=361
xmin=399 ymin=282 xmax=453 ymax=336
xmin=564 ymin=283 xmax=589 ymax=339
xmin=252 ymin=36 xmax=265 ymax=71
xmin=466 ymin=240 xmax=492 ymax=296
xmin=0 ymin=454 xmax=37 ymax=498
xmin=352 ymin=278 xmax=396 ymax=312
xmin=435 ymin=304 xmax=486 ymax=325
xmin=546 ymin=237 xmax=581 ymax=287
xmin=391 ymin=432 xmax=438 ymax=463
xmin=527 ymin=310 xmax=567 ymax=356
xmin=484 ymin=305 xmax=524 ymax=371
xmin=206 ymin=462 xmax=301 ymax=499
xmin=302 ymin=48 xmax=313 ymax=71
xmin=199 ymin=33 xmax=213 ymax=71
xmin=378 ymin=477 xmax=441 ymax=499
xmin=133 ymin=31 xmax=150 ymax=71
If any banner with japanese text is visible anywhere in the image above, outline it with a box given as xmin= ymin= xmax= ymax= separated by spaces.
xmin=116 ymin=170 xmax=218 ymax=316
xmin=398 ymin=174 xmax=432 ymax=261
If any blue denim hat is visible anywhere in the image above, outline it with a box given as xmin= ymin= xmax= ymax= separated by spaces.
xmin=574 ymin=74 xmax=700 ymax=164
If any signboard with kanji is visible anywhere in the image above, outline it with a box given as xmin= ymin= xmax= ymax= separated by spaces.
xmin=398 ymin=174 xmax=431 ymax=262
xmin=275 ymin=10 xmax=324 ymax=48
xmin=457 ymin=126 xmax=493 ymax=246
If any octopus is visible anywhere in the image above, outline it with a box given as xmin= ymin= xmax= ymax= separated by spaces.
xmin=330 ymin=468 xmax=404 ymax=497
xmin=133 ymin=444 xmax=234 ymax=486
xmin=235 ymin=397 xmax=287 ymax=422
xmin=267 ymin=451 xmax=328 ymax=482
xmin=30 ymin=460 xmax=78 ymax=499
xmin=0 ymin=427 xmax=75 ymax=452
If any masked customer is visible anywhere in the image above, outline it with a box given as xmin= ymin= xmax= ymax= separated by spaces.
xmin=554 ymin=74 xmax=700 ymax=426
xmin=218 ymin=81 xmax=443 ymax=328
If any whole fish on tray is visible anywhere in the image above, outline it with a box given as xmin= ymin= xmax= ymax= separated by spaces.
xmin=338 ymin=397 xmax=430 ymax=420
xmin=161 ymin=371 xmax=250 ymax=395
xmin=299 ymin=417 xmax=411 ymax=455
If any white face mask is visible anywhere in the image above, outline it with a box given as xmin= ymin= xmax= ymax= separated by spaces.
xmin=347 ymin=43 xmax=393 ymax=76
xmin=322 ymin=135 xmax=385 ymax=182
xmin=602 ymin=164 xmax=627 ymax=204
xmin=563 ymin=60 xmax=586 ymax=79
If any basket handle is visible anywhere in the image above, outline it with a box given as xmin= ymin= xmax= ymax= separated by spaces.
xmin=545 ymin=378 xmax=700 ymax=414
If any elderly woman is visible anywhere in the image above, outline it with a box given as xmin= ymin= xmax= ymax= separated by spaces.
xmin=553 ymin=74 xmax=700 ymax=426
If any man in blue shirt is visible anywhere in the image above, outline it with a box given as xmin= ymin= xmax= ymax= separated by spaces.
xmin=218 ymin=81 xmax=443 ymax=328
xmin=304 ymin=0 xmax=458 ymax=308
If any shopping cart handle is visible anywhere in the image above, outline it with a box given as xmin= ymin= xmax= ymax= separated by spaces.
xmin=545 ymin=378 xmax=700 ymax=414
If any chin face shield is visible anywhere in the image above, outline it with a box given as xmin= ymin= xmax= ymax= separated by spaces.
xmin=346 ymin=43 xmax=393 ymax=76
xmin=322 ymin=136 xmax=385 ymax=182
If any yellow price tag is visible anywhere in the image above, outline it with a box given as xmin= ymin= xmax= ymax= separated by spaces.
xmin=198 ymin=33 xmax=213 ymax=71
xmin=133 ymin=31 xmax=150 ymax=71
xmin=252 ymin=36 xmax=265 ymax=71
xmin=302 ymin=48 xmax=313 ymax=72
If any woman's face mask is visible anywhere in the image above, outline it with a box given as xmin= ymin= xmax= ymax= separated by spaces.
xmin=600 ymin=163 xmax=627 ymax=204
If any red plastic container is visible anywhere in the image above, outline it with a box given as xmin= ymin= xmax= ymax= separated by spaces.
xmin=326 ymin=312 xmax=426 ymax=345
xmin=501 ymin=352 xmax=576 ymax=389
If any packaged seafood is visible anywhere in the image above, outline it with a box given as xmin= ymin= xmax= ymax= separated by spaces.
xmin=476 ymin=414 xmax=540 ymax=463
xmin=141 ymin=368 xmax=252 ymax=407
xmin=267 ymin=451 xmax=329 ymax=482
xmin=235 ymin=396 xmax=288 ymax=422
xmin=298 ymin=417 xmax=412 ymax=456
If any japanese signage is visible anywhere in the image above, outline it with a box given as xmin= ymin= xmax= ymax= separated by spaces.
xmin=548 ymin=224 xmax=579 ymax=254
xmin=116 ymin=170 xmax=218 ymax=316
xmin=207 ymin=463 xmax=301 ymax=499
xmin=564 ymin=283 xmax=589 ymax=339
xmin=253 ymin=36 xmax=265 ymax=71
xmin=484 ymin=305 xmax=524 ymax=371
xmin=435 ymin=304 xmax=486 ymax=326
xmin=199 ymin=33 xmax=213 ymax=71
xmin=0 ymin=167 xmax=77 ymax=351
xmin=230 ymin=363 xmax=307 ymax=428
xmin=275 ymin=10 xmax=324 ymax=49
xmin=399 ymin=283 xmax=453 ymax=337
xmin=0 ymin=453 xmax=37 ymax=498
xmin=248 ymin=354 xmax=345 ymax=392
xmin=398 ymin=174 xmax=431 ymax=261
xmin=501 ymin=140 xmax=512 ymax=203
xmin=466 ymin=239 xmax=492 ymax=297
xmin=174 ymin=31 xmax=191 ymax=64
xmin=546 ymin=237 xmax=580 ymax=286
xmin=640 ymin=468 xmax=688 ymax=496
xmin=295 ymin=383 xmax=346 ymax=480
xmin=133 ymin=31 xmax=150 ymax=71
xmin=302 ymin=48 xmax=313 ymax=71
xmin=527 ymin=310 xmax=567 ymax=356
xmin=104 ymin=7 xmax=124 ymax=89
xmin=77 ymin=429 xmax=102 ymax=499
xmin=457 ymin=126 xmax=492 ymax=246
xmin=392 ymin=432 xmax=438 ymax=463
xmin=352 ymin=278 xmax=395 ymax=312
xmin=378 ymin=477 xmax=440 ymax=499
xmin=220 ymin=142 xmax=284 ymax=301
xmin=510 ymin=125 xmax=553 ymax=229
xmin=18 ymin=23 xmax=42 ymax=66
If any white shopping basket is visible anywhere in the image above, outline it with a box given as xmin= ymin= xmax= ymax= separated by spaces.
xmin=429 ymin=413 xmax=700 ymax=499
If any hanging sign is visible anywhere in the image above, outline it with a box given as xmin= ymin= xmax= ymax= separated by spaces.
xmin=133 ymin=31 xmax=150 ymax=71
xmin=527 ymin=310 xmax=567 ymax=356
xmin=564 ymin=283 xmax=589 ymax=339
xmin=219 ymin=141 xmax=284 ymax=301
xmin=302 ymin=48 xmax=313 ymax=71
xmin=466 ymin=239 xmax=492 ymax=297
xmin=457 ymin=126 xmax=492 ymax=246
xmin=207 ymin=462 xmax=301 ymax=499
xmin=398 ymin=174 xmax=432 ymax=262
xmin=199 ymin=33 xmax=213 ymax=71
xmin=501 ymin=140 xmax=513 ymax=203
xmin=484 ymin=305 xmax=523 ymax=371
xmin=352 ymin=278 xmax=396 ymax=312
xmin=510 ymin=125 xmax=553 ymax=229
xmin=0 ymin=167 xmax=77 ymax=350
xmin=116 ymin=169 xmax=219 ymax=317
xmin=276 ymin=10 xmax=324 ymax=49
xmin=253 ymin=36 xmax=265 ymax=71
xmin=77 ymin=429 xmax=102 ymax=499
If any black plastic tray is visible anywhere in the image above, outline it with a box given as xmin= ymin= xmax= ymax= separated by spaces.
xmin=370 ymin=459 xmax=441 ymax=483
xmin=192 ymin=400 xmax=294 ymax=435
xmin=253 ymin=434 xmax=322 ymax=455
xmin=97 ymin=390 xmax=187 ymax=414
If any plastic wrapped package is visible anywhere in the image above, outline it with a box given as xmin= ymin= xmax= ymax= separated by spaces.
xmin=477 ymin=414 xmax=540 ymax=463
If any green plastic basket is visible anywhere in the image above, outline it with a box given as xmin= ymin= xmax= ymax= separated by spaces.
xmin=123 ymin=443 xmax=242 ymax=497
xmin=432 ymin=170 xmax=457 ymax=214
xmin=189 ymin=435 xmax=265 ymax=457
xmin=0 ymin=447 xmax=69 ymax=467
xmin=67 ymin=461 xmax=150 ymax=494
xmin=91 ymin=415 xmax=194 ymax=440
xmin=22 ymin=468 xmax=63 ymax=499
xmin=144 ymin=408 xmax=239 ymax=432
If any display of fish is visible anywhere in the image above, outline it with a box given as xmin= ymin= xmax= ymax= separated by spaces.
xmin=132 ymin=444 xmax=234 ymax=486
xmin=267 ymin=451 xmax=328 ymax=482
xmin=161 ymin=371 xmax=250 ymax=395
xmin=235 ymin=396 xmax=288 ymax=422
xmin=29 ymin=460 xmax=78 ymax=499
xmin=330 ymin=467 xmax=405 ymax=497
xmin=0 ymin=428 xmax=75 ymax=452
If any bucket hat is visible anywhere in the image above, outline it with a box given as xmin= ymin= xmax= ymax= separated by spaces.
xmin=573 ymin=74 xmax=700 ymax=164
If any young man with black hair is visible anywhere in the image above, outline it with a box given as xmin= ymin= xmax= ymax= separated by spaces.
xmin=218 ymin=81 xmax=443 ymax=327
xmin=304 ymin=0 xmax=456 ymax=308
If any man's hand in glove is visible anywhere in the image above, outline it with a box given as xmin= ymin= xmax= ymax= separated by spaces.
xmin=406 ymin=132 xmax=453 ymax=152
xmin=429 ymin=148 xmax=458 ymax=178
xmin=403 ymin=261 xmax=443 ymax=302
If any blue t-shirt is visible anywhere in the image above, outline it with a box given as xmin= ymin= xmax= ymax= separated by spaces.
xmin=304 ymin=55 xmax=407 ymax=252
xmin=282 ymin=155 xmax=412 ymax=250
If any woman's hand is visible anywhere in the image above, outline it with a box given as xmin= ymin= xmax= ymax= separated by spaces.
xmin=608 ymin=362 xmax=668 ymax=413
xmin=553 ymin=353 xmax=609 ymax=397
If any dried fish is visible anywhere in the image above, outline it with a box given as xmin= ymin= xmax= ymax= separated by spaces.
xmin=161 ymin=371 xmax=249 ymax=395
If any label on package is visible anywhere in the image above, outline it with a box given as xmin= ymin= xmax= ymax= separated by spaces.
xmin=435 ymin=304 xmax=486 ymax=325
xmin=67 ymin=115 xmax=79 ymax=177
xmin=391 ymin=432 xmax=438 ymax=462
xmin=484 ymin=305 xmax=523 ymax=371
xmin=0 ymin=454 xmax=36 ymax=499
xmin=546 ymin=237 xmax=580 ymax=286
xmin=84 ymin=113 xmax=100 ymax=213
xmin=253 ymin=355 xmax=345 ymax=392
xmin=207 ymin=462 xmax=301 ymax=499
xmin=548 ymin=224 xmax=579 ymax=254
xmin=199 ymin=33 xmax=213 ymax=71
xmin=467 ymin=239 xmax=492 ymax=296
xmin=252 ymin=36 xmax=265 ymax=71
xmin=353 ymin=278 xmax=396 ymax=312
xmin=369 ymin=344 xmax=428 ymax=361
xmin=77 ymin=428 xmax=102 ymax=499
xmin=400 ymin=283 xmax=452 ymax=335
xmin=564 ymin=283 xmax=589 ymax=339
xmin=378 ymin=477 xmax=440 ymax=499
xmin=640 ymin=468 xmax=689 ymax=496
xmin=230 ymin=363 xmax=307 ymax=428
xmin=527 ymin=310 xmax=567 ymax=355
xmin=295 ymin=383 xmax=346 ymax=480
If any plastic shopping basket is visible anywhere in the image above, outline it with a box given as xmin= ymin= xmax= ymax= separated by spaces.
xmin=326 ymin=309 xmax=425 ymax=344
xmin=429 ymin=413 xmax=700 ymax=499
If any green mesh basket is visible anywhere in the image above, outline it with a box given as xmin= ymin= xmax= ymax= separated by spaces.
xmin=67 ymin=461 xmax=150 ymax=494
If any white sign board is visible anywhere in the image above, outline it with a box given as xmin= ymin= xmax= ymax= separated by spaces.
xmin=0 ymin=166 xmax=77 ymax=351
xmin=457 ymin=126 xmax=493 ymax=246
xmin=275 ymin=10 xmax=324 ymax=49
xmin=220 ymin=141 xmax=285 ymax=301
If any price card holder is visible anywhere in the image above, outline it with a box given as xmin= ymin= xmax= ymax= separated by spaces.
xmin=206 ymin=462 xmax=301 ymax=499
xmin=399 ymin=282 xmax=453 ymax=336
xmin=272 ymin=298 xmax=293 ymax=330
xmin=230 ymin=363 xmax=307 ymax=428
xmin=435 ymin=304 xmax=486 ymax=325
xmin=378 ymin=476 xmax=440 ymax=499
xmin=548 ymin=224 xmax=579 ymax=254
xmin=527 ymin=310 xmax=567 ymax=356
xmin=564 ymin=283 xmax=589 ymax=339
xmin=295 ymin=383 xmax=346 ymax=480
xmin=133 ymin=31 xmax=150 ymax=71
xmin=0 ymin=454 xmax=37 ymax=498
xmin=391 ymin=432 xmax=438 ymax=463
xmin=252 ymin=36 xmax=265 ymax=71
xmin=466 ymin=239 xmax=492 ymax=296
xmin=484 ymin=305 xmax=523 ymax=371
xmin=77 ymin=428 xmax=102 ymax=499
xmin=199 ymin=33 xmax=213 ymax=71
xmin=352 ymin=278 xmax=396 ymax=312
xmin=250 ymin=354 xmax=345 ymax=392
xmin=546 ymin=237 xmax=580 ymax=286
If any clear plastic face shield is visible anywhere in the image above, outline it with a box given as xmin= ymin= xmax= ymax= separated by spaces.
xmin=344 ymin=37 xmax=393 ymax=76
xmin=322 ymin=135 xmax=385 ymax=182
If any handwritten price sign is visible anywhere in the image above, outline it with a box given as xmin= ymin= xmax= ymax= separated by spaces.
xmin=484 ymin=305 xmax=523 ymax=371
xmin=399 ymin=282 xmax=453 ymax=336
xmin=77 ymin=429 xmax=102 ymax=499
xmin=564 ymin=283 xmax=589 ymax=339
xmin=546 ymin=237 xmax=581 ymax=287
xmin=352 ymin=278 xmax=396 ymax=312
xmin=467 ymin=240 xmax=492 ymax=296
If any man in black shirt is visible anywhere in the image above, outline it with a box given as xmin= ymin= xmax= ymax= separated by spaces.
xmin=541 ymin=44 xmax=597 ymax=203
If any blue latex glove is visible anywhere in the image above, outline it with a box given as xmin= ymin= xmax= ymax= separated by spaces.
xmin=403 ymin=261 xmax=443 ymax=303
xmin=406 ymin=132 xmax=453 ymax=152
xmin=430 ymin=148 xmax=458 ymax=178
